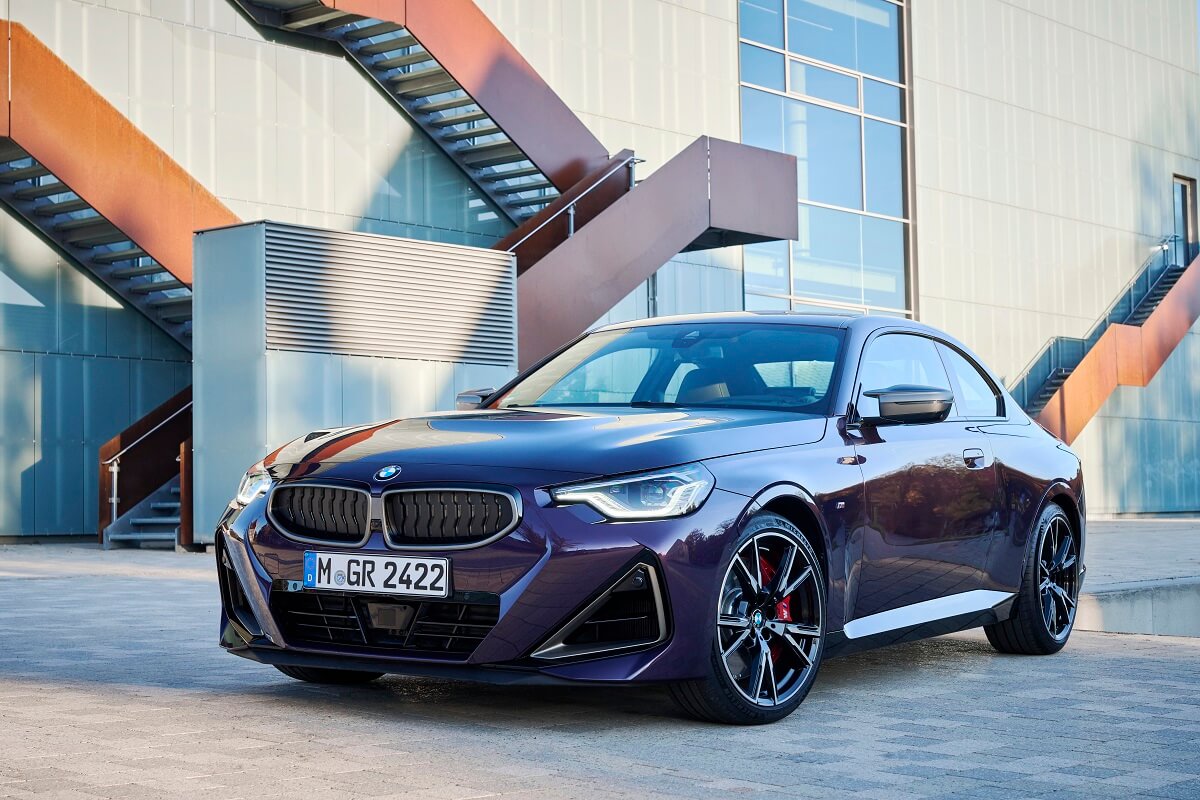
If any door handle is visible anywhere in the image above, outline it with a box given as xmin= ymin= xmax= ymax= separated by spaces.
xmin=963 ymin=448 xmax=986 ymax=468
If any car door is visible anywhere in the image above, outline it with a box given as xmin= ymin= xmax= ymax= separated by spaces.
xmin=848 ymin=332 xmax=1002 ymax=621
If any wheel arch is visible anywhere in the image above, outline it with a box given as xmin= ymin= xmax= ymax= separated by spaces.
xmin=734 ymin=483 xmax=832 ymax=592
xmin=1022 ymin=481 xmax=1083 ymax=573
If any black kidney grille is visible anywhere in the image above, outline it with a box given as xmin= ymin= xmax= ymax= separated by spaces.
xmin=271 ymin=485 xmax=369 ymax=544
xmin=384 ymin=490 xmax=516 ymax=546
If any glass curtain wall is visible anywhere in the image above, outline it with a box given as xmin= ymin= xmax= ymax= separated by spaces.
xmin=738 ymin=0 xmax=910 ymax=316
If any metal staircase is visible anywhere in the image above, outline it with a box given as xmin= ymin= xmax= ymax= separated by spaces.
xmin=234 ymin=2 xmax=560 ymax=225
xmin=104 ymin=477 xmax=181 ymax=549
xmin=0 ymin=142 xmax=192 ymax=348
xmin=1010 ymin=235 xmax=1194 ymax=416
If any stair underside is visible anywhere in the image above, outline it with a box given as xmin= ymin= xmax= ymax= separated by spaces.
xmin=0 ymin=142 xmax=193 ymax=349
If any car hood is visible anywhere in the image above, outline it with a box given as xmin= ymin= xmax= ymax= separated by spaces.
xmin=265 ymin=407 xmax=828 ymax=479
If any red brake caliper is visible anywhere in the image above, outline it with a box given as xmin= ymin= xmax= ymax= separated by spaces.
xmin=759 ymin=556 xmax=792 ymax=663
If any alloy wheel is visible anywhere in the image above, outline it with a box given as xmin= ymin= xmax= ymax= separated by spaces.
xmin=1038 ymin=514 xmax=1079 ymax=641
xmin=716 ymin=530 xmax=823 ymax=707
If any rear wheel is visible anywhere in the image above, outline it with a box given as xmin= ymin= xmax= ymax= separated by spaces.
xmin=670 ymin=513 xmax=825 ymax=725
xmin=273 ymin=665 xmax=385 ymax=685
xmin=985 ymin=503 xmax=1079 ymax=655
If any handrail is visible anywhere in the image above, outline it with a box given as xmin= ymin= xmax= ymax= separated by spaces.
xmin=103 ymin=401 xmax=194 ymax=465
xmin=505 ymin=155 xmax=642 ymax=253
xmin=1009 ymin=234 xmax=1175 ymax=390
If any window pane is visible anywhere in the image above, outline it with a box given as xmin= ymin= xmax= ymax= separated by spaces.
xmin=793 ymin=299 xmax=859 ymax=314
xmin=789 ymin=60 xmax=858 ymax=107
xmin=739 ymin=0 xmax=784 ymax=48
xmin=863 ymin=79 xmax=903 ymax=121
xmin=861 ymin=216 xmax=906 ymax=310
xmin=741 ymin=86 xmax=785 ymax=152
xmin=740 ymin=42 xmax=785 ymax=90
xmin=856 ymin=334 xmax=950 ymax=418
xmin=793 ymin=204 xmax=863 ymax=304
xmin=864 ymin=119 xmax=904 ymax=217
xmin=744 ymin=239 xmax=790 ymax=293
xmin=787 ymin=99 xmax=862 ymax=209
xmin=939 ymin=344 xmax=1001 ymax=417
xmin=538 ymin=347 xmax=654 ymax=405
xmin=787 ymin=0 xmax=902 ymax=82
xmin=745 ymin=292 xmax=791 ymax=310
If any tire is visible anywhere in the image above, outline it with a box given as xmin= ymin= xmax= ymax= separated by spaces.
xmin=273 ymin=664 xmax=385 ymax=685
xmin=985 ymin=502 xmax=1080 ymax=655
xmin=670 ymin=513 xmax=826 ymax=725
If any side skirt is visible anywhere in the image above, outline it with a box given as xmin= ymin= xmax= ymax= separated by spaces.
xmin=824 ymin=590 xmax=1015 ymax=659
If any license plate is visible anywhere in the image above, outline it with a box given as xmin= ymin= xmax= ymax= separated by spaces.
xmin=303 ymin=552 xmax=450 ymax=598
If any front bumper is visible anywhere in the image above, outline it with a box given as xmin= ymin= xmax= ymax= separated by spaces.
xmin=216 ymin=482 xmax=750 ymax=684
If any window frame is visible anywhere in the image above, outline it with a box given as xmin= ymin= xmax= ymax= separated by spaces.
xmin=934 ymin=341 xmax=1006 ymax=421
xmin=847 ymin=330 xmax=955 ymax=425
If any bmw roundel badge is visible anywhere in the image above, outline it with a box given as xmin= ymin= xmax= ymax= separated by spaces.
xmin=375 ymin=465 xmax=402 ymax=481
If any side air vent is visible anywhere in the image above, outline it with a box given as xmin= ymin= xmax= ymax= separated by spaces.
xmin=269 ymin=484 xmax=370 ymax=545
xmin=531 ymin=562 xmax=668 ymax=661
xmin=216 ymin=532 xmax=263 ymax=641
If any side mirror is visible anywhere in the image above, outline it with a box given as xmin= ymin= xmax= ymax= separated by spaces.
xmin=455 ymin=387 xmax=496 ymax=411
xmin=861 ymin=385 xmax=953 ymax=425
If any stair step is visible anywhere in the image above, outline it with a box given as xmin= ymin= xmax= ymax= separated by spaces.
xmin=357 ymin=35 xmax=417 ymax=56
xmin=430 ymin=109 xmax=489 ymax=128
xmin=160 ymin=308 xmax=193 ymax=323
xmin=415 ymin=94 xmax=476 ymax=114
xmin=53 ymin=214 xmax=108 ymax=233
xmin=481 ymin=165 xmax=542 ymax=182
xmin=460 ymin=141 xmax=526 ymax=168
xmin=148 ymin=294 xmax=192 ymax=308
xmin=390 ymin=68 xmax=458 ymax=97
xmin=0 ymin=164 xmax=50 ymax=183
xmin=345 ymin=21 xmax=404 ymax=41
xmin=14 ymin=180 xmax=66 ymax=200
xmin=109 ymin=262 xmax=165 ymax=278
xmin=108 ymin=531 xmax=176 ymax=542
xmin=93 ymin=247 xmax=149 ymax=265
xmin=131 ymin=516 xmax=181 ymax=526
xmin=150 ymin=502 xmax=181 ymax=512
xmin=494 ymin=179 xmax=554 ymax=195
xmin=509 ymin=195 xmax=555 ymax=208
xmin=170 ymin=486 xmax=181 ymax=495
xmin=374 ymin=49 xmax=433 ymax=70
xmin=130 ymin=278 xmax=185 ymax=294
xmin=65 ymin=226 xmax=129 ymax=247
xmin=35 ymin=197 xmax=89 ymax=216
xmin=442 ymin=124 xmax=502 ymax=142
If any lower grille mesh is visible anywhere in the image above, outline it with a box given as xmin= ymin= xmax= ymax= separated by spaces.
xmin=272 ymin=591 xmax=500 ymax=660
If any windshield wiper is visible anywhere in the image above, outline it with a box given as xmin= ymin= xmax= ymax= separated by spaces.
xmin=629 ymin=401 xmax=681 ymax=408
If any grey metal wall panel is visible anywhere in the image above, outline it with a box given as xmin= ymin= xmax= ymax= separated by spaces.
xmin=263 ymin=223 xmax=516 ymax=367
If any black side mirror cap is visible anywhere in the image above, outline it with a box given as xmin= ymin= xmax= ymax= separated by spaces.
xmin=861 ymin=384 xmax=954 ymax=425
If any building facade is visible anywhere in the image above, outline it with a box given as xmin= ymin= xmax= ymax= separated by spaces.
xmin=1 ymin=0 xmax=1198 ymax=537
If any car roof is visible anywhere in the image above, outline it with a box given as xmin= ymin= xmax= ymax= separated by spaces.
xmin=592 ymin=311 xmax=946 ymax=338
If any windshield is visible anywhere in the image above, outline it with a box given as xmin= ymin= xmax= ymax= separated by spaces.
xmin=495 ymin=322 xmax=845 ymax=414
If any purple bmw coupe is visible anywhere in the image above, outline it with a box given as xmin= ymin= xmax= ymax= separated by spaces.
xmin=216 ymin=313 xmax=1084 ymax=724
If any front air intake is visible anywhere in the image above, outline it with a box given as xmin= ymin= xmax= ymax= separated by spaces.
xmin=531 ymin=561 xmax=668 ymax=661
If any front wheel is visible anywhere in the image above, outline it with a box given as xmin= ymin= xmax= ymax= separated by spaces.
xmin=670 ymin=513 xmax=826 ymax=725
xmin=274 ymin=664 xmax=385 ymax=685
xmin=985 ymin=502 xmax=1080 ymax=655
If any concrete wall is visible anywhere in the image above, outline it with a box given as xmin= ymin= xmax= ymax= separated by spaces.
xmin=910 ymin=0 xmax=1200 ymax=513
xmin=476 ymin=0 xmax=747 ymax=327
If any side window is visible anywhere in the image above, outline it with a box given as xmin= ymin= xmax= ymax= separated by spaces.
xmin=663 ymin=362 xmax=699 ymax=402
xmin=855 ymin=333 xmax=952 ymax=419
xmin=938 ymin=344 xmax=1001 ymax=418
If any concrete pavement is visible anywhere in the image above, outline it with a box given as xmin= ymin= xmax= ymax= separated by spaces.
xmin=1 ymin=539 xmax=1199 ymax=799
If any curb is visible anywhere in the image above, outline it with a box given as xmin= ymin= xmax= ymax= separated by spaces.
xmin=1076 ymin=577 xmax=1200 ymax=637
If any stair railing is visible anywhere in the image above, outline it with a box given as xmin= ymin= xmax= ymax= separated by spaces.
xmin=1009 ymin=235 xmax=1178 ymax=412
xmin=101 ymin=399 xmax=193 ymax=537
xmin=505 ymin=155 xmax=642 ymax=253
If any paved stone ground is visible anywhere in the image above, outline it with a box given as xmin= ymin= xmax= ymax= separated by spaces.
xmin=1086 ymin=519 xmax=1200 ymax=587
xmin=1 ymin=544 xmax=1199 ymax=799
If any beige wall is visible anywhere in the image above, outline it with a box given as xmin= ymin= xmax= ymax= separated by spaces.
xmin=911 ymin=0 xmax=1200 ymax=381
xmin=911 ymin=0 xmax=1200 ymax=514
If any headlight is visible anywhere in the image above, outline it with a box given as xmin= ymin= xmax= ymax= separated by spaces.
xmin=551 ymin=463 xmax=714 ymax=520
xmin=232 ymin=463 xmax=273 ymax=507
